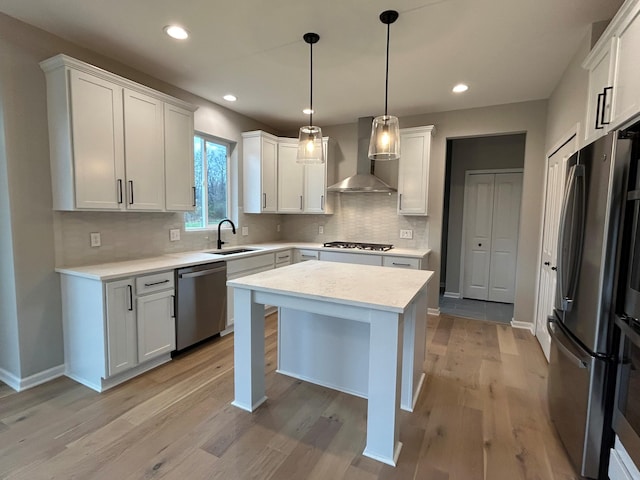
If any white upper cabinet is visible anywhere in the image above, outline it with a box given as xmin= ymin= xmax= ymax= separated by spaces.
xmin=40 ymin=54 xmax=196 ymax=212
xmin=583 ymin=39 xmax=615 ymax=143
xmin=277 ymin=140 xmax=304 ymax=213
xmin=243 ymin=131 xmax=278 ymax=213
xmin=164 ymin=103 xmax=195 ymax=211
xmin=610 ymin=0 xmax=640 ymax=128
xmin=398 ymin=126 xmax=435 ymax=216
xmin=583 ymin=0 xmax=640 ymax=135
xmin=123 ymin=89 xmax=165 ymax=210
xmin=243 ymin=132 xmax=333 ymax=214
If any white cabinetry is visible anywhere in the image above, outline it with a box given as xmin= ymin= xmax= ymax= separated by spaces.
xmin=242 ymin=131 xmax=278 ymax=213
xmin=583 ymin=0 xmax=640 ymax=135
xmin=611 ymin=1 xmax=640 ymax=128
xmin=294 ymin=249 xmax=319 ymax=262
xmin=40 ymin=54 xmax=196 ymax=212
xmin=318 ymin=251 xmax=383 ymax=266
xmin=275 ymin=250 xmax=293 ymax=267
xmin=225 ymin=252 xmax=275 ymax=329
xmin=243 ymin=131 xmax=333 ymax=214
xmin=164 ymin=103 xmax=196 ymax=211
xmin=583 ymin=39 xmax=615 ymax=143
xmin=398 ymin=126 xmax=434 ymax=215
xmin=61 ymin=270 xmax=175 ymax=392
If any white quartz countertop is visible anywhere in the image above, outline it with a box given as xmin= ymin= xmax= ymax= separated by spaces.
xmin=55 ymin=242 xmax=431 ymax=281
xmin=228 ymin=260 xmax=434 ymax=313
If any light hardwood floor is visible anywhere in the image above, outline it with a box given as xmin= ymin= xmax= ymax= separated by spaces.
xmin=0 ymin=314 xmax=578 ymax=479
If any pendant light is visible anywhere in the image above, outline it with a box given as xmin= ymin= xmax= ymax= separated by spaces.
xmin=368 ymin=10 xmax=400 ymax=161
xmin=297 ymin=32 xmax=324 ymax=164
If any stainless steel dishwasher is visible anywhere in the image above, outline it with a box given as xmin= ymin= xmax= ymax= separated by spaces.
xmin=175 ymin=261 xmax=227 ymax=352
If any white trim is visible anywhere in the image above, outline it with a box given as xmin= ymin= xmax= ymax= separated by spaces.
xmin=511 ymin=320 xmax=535 ymax=334
xmin=0 ymin=364 xmax=65 ymax=392
xmin=443 ymin=291 xmax=461 ymax=299
xmin=428 ymin=307 xmax=440 ymax=316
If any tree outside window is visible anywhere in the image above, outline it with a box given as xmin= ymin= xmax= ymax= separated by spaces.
xmin=185 ymin=134 xmax=229 ymax=229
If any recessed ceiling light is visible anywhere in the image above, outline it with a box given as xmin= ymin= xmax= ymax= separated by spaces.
xmin=452 ymin=83 xmax=469 ymax=93
xmin=303 ymin=108 xmax=314 ymax=115
xmin=223 ymin=94 xmax=237 ymax=102
xmin=164 ymin=25 xmax=189 ymax=40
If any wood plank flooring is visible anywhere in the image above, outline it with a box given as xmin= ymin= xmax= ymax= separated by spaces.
xmin=0 ymin=314 xmax=578 ymax=479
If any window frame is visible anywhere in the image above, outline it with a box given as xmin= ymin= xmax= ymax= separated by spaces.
xmin=184 ymin=132 xmax=232 ymax=231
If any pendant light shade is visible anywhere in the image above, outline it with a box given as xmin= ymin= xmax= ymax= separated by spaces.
xmin=297 ymin=32 xmax=324 ymax=164
xmin=368 ymin=10 xmax=400 ymax=161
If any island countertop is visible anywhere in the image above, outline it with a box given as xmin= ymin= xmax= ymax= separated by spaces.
xmin=227 ymin=260 xmax=434 ymax=313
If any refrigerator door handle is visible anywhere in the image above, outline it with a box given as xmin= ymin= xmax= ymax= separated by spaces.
xmin=548 ymin=318 xmax=589 ymax=369
xmin=556 ymin=164 xmax=586 ymax=312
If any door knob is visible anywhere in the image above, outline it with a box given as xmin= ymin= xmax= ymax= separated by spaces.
xmin=478 ymin=243 xmax=482 ymax=247
xmin=544 ymin=261 xmax=550 ymax=266
xmin=551 ymin=266 xmax=557 ymax=271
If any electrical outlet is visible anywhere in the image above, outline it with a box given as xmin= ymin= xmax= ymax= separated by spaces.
xmin=277 ymin=224 xmax=281 ymax=232
xmin=170 ymin=229 xmax=181 ymax=241
xmin=242 ymin=226 xmax=249 ymax=236
xmin=90 ymin=232 xmax=101 ymax=247
xmin=400 ymin=229 xmax=413 ymax=239
xmin=318 ymin=226 xmax=324 ymax=234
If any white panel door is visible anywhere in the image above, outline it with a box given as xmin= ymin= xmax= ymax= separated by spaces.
xmin=304 ymin=161 xmax=326 ymax=213
xmin=123 ymin=89 xmax=165 ymax=210
xmin=137 ymin=290 xmax=175 ymax=363
xmin=535 ymin=143 xmax=571 ymax=361
xmin=488 ymin=173 xmax=523 ymax=303
xmin=69 ymin=69 xmax=125 ymax=209
xmin=164 ymin=103 xmax=195 ymax=211
xmin=277 ymin=141 xmax=304 ymax=212
xmin=105 ymin=279 xmax=137 ymax=376
xmin=611 ymin=6 xmax=640 ymax=128
xmin=463 ymin=174 xmax=495 ymax=300
xmin=261 ymin=136 xmax=278 ymax=212
xmin=397 ymin=128 xmax=431 ymax=215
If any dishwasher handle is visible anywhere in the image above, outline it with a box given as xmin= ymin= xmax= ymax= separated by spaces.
xmin=178 ymin=265 xmax=227 ymax=279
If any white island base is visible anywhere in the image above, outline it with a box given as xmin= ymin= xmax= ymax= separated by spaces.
xmin=229 ymin=261 xmax=432 ymax=466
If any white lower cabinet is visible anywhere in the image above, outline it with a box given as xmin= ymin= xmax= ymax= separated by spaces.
xmin=609 ymin=436 xmax=640 ymax=480
xmin=275 ymin=249 xmax=293 ymax=268
xmin=62 ymin=270 xmax=175 ymax=392
xmin=225 ymin=252 xmax=275 ymax=330
xmin=294 ymin=249 xmax=319 ymax=263
xmin=318 ymin=251 xmax=383 ymax=266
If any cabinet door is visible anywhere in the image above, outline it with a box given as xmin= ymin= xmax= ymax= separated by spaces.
xmin=304 ymin=162 xmax=326 ymax=213
xmin=105 ymin=279 xmax=137 ymax=376
xmin=136 ymin=290 xmax=176 ymax=363
xmin=262 ymin=136 xmax=278 ymax=212
xmin=278 ymin=142 xmax=304 ymax=212
xmin=165 ymin=103 xmax=195 ymax=211
xmin=123 ymin=89 xmax=165 ymax=210
xmin=69 ymin=69 xmax=125 ymax=209
xmin=398 ymin=127 xmax=432 ymax=215
xmin=611 ymin=6 xmax=640 ymax=128
xmin=584 ymin=41 xmax=614 ymax=143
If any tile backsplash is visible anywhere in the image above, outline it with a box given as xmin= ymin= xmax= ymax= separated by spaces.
xmin=53 ymin=194 xmax=428 ymax=267
xmin=281 ymin=193 xmax=429 ymax=248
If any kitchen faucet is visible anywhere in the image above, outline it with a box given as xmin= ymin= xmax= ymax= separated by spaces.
xmin=217 ymin=219 xmax=236 ymax=250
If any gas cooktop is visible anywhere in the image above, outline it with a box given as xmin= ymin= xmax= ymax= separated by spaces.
xmin=322 ymin=241 xmax=394 ymax=252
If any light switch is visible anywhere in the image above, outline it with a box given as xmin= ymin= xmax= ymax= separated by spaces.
xmin=170 ymin=229 xmax=181 ymax=241
xmin=90 ymin=232 xmax=101 ymax=247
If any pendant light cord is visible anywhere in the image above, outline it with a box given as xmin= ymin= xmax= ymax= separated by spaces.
xmin=309 ymin=40 xmax=313 ymax=127
xmin=384 ymin=21 xmax=390 ymax=118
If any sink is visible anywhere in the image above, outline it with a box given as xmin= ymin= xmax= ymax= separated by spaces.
xmin=207 ymin=248 xmax=257 ymax=255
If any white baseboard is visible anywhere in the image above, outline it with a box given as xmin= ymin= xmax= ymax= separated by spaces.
xmin=0 ymin=364 xmax=65 ymax=392
xmin=443 ymin=291 xmax=461 ymax=299
xmin=428 ymin=307 xmax=440 ymax=316
xmin=511 ymin=320 xmax=535 ymax=334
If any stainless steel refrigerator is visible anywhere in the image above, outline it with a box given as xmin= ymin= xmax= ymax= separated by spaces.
xmin=547 ymin=130 xmax=633 ymax=479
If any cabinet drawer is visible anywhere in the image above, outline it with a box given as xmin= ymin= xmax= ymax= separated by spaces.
xmin=135 ymin=271 xmax=174 ymax=295
xmin=227 ymin=253 xmax=275 ymax=275
xmin=383 ymin=256 xmax=421 ymax=269
xmin=319 ymin=251 xmax=382 ymax=266
xmin=295 ymin=249 xmax=319 ymax=262
xmin=275 ymin=250 xmax=292 ymax=267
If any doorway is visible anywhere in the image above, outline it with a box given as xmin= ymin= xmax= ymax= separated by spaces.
xmin=440 ymin=134 xmax=526 ymax=322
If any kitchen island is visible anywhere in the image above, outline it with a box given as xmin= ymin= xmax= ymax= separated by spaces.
xmin=228 ymin=260 xmax=432 ymax=466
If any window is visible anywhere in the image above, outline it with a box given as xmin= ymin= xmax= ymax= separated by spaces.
xmin=184 ymin=134 xmax=229 ymax=230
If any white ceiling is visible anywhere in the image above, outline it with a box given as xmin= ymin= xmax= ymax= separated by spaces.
xmin=0 ymin=0 xmax=623 ymax=130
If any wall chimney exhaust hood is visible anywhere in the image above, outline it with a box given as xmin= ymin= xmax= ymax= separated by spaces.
xmin=327 ymin=117 xmax=397 ymax=193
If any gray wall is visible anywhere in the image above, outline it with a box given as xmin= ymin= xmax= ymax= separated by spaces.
xmin=444 ymin=135 xmax=526 ymax=295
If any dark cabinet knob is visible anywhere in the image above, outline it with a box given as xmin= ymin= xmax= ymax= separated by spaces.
xmin=478 ymin=243 xmax=482 ymax=247
xmin=544 ymin=261 xmax=550 ymax=266
xmin=551 ymin=266 xmax=557 ymax=271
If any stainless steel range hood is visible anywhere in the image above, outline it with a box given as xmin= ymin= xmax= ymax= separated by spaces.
xmin=327 ymin=117 xmax=397 ymax=193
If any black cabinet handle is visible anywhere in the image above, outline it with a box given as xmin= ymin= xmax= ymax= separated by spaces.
xmin=192 ymin=187 xmax=196 ymax=207
xmin=595 ymin=92 xmax=605 ymax=130
xmin=263 ymin=193 xmax=266 ymax=209
xmin=144 ymin=279 xmax=170 ymax=287
xmin=170 ymin=295 xmax=175 ymax=318
xmin=128 ymin=180 xmax=134 ymax=204
xmin=601 ymin=86 xmax=613 ymax=126
xmin=117 ymin=179 xmax=123 ymax=204
xmin=127 ymin=284 xmax=133 ymax=311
